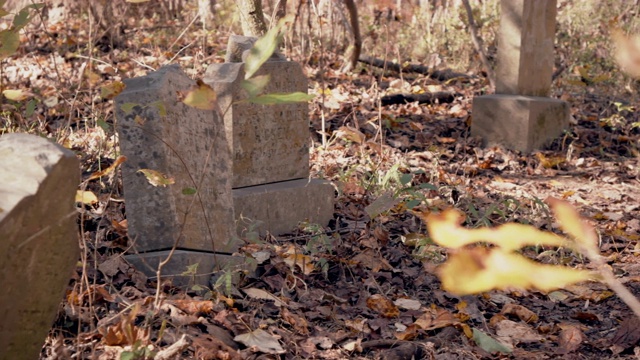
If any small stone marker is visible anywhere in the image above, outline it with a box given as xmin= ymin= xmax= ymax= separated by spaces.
xmin=204 ymin=36 xmax=334 ymax=236
xmin=471 ymin=0 xmax=569 ymax=152
xmin=115 ymin=65 xmax=244 ymax=286
xmin=0 ymin=133 xmax=79 ymax=360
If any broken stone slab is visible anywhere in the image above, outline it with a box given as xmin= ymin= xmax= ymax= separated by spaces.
xmin=115 ymin=64 xmax=240 ymax=254
xmin=204 ymin=61 xmax=310 ymax=188
xmin=0 ymin=133 xmax=79 ymax=360
xmin=225 ymin=34 xmax=286 ymax=63
xmin=124 ymin=250 xmax=254 ymax=288
xmin=471 ymin=94 xmax=570 ymax=152
xmin=234 ymin=179 xmax=335 ymax=236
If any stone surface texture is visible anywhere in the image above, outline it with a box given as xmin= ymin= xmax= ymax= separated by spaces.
xmin=234 ymin=179 xmax=335 ymax=236
xmin=115 ymin=65 xmax=239 ymax=254
xmin=496 ymin=0 xmax=557 ymax=97
xmin=0 ymin=133 xmax=79 ymax=360
xmin=204 ymin=61 xmax=310 ymax=188
xmin=471 ymin=95 xmax=570 ymax=152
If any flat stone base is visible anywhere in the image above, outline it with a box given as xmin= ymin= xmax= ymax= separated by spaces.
xmin=471 ymin=94 xmax=569 ymax=152
xmin=234 ymin=178 xmax=334 ymax=236
xmin=124 ymin=250 xmax=253 ymax=288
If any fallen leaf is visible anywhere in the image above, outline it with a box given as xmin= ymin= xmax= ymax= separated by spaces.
xmin=234 ymin=328 xmax=285 ymax=354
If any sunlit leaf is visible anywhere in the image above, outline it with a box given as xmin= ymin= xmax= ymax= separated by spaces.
xmin=75 ymin=190 xmax=98 ymax=205
xmin=281 ymin=246 xmax=314 ymax=275
xmin=438 ymin=248 xmax=593 ymax=295
xmin=180 ymin=80 xmax=217 ymax=110
xmin=2 ymin=89 xmax=31 ymax=101
xmin=137 ymin=169 xmax=175 ymax=187
xmin=247 ymin=92 xmax=314 ymax=105
xmin=120 ymin=103 xmax=137 ymax=115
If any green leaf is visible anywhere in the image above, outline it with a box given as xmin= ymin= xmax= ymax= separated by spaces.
xmin=12 ymin=7 xmax=32 ymax=30
xmin=151 ymin=100 xmax=167 ymax=116
xmin=182 ymin=187 xmax=197 ymax=195
xmin=181 ymin=263 xmax=199 ymax=276
xmin=247 ymin=92 xmax=315 ymax=105
xmin=244 ymin=14 xmax=293 ymax=79
xmin=0 ymin=30 xmax=19 ymax=58
xmin=241 ymin=75 xmax=271 ymax=98
xmin=472 ymin=328 xmax=512 ymax=354
xmin=399 ymin=173 xmax=413 ymax=186
xmin=119 ymin=103 xmax=137 ymax=115
xmin=25 ymin=99 xmax=36 ymax=116
xmin=97 ymin=119 xmax=110 ymax=132
xmin=120 ymin=351 xmax=135 ymax=360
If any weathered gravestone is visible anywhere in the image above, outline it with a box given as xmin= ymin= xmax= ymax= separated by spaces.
xmin=204 ymin=36 xmax=334 ymax=236
xmin=0 ymin=133 xmax=79 ymax=360
xmin=115 ymin=65 xmax=245 ymax=287
xmin=471 ymin=0 xmax=569 ymax=152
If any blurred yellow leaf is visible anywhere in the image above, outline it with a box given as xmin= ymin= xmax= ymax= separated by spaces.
xmin=612 ymin=28 xmax=640 ymax=79
xmin=547 ymin=197 xmax=600 ymax=258
xmin=425 ymin=209 xmax=569 ymax=251
xmin=439 ymin=248 xmax=593 ymax=295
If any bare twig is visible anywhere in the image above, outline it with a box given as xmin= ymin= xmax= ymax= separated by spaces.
xmin=461 ymin=0 xmax=495 ymax=91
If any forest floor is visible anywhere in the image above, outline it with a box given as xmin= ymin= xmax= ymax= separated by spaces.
xmin=3 ymin=5 xmax=640 ymax=360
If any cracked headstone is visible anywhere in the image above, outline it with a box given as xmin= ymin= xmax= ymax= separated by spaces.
xmin=115 ymin=65 xmax=246 ymax=287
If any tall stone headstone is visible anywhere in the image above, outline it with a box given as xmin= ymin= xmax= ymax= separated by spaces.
xmin=471 ymin=0 xmax=569 ymax=152
xmin=0 ymin=133 xmax=79 ymax=360
xmin=115 ymin=65 xmax=244 ymax=286
xmin=204 ymin=37 xmax=334 ymax=236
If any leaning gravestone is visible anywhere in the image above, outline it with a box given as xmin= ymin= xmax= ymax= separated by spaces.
xmin=0 ymin=133 xmax=79 ymax=360
xmin=115 ymin=65 xmax=244 ymax=286
xmin=204 ymin=35 xmax=334 ymax=236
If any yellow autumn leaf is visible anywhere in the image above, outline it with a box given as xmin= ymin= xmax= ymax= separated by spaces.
xmin=3 ymin=89 xmax=31 ymax=101
xmin=137 ymin=169 xmax=175 ymax=187
xmin=425 ymin=209 xmax=569 ymax=251
xmin=76 ymin=190 xmax=98 ymax=205
xmin=181 ymin=80 xmax=218 ymax=111
xmin=439 ymin=248 xmax=593 ymax=295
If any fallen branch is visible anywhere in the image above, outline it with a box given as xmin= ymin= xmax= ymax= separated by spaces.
xmin=358 ymin=55 xmax=471 ymax=82
xmin=380 ymin=92 xmax=457 ymax=106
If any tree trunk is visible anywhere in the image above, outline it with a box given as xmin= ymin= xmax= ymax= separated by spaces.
xmin=341 ymin=0 xmax=361 ymax=73
xmin=239 ymin=0 xmax=268 ymax=37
